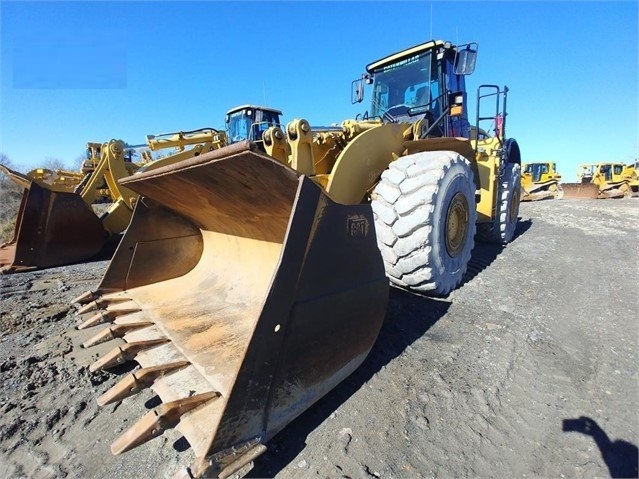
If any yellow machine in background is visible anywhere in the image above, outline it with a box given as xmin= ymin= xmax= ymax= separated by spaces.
xmin=225 ymin=104 xmax=283 ymax=143
xmin=26 ymin=167 xmax=84 ymax=193
xmin=0 ymin=104 xmax=286 ymax=273
xmin=623 ymin=160 xmax=639 ymax=197
xmin=23 ymin=142 xmax=137 ymax=200
xmin=521 ymin=162 xmax=563 ymax=201
xmin=0 ymin=129 xmax=227 ymax=273
xmin=75 ymin=40 xmax=522 ymax=478
xmin=562 ymin=162 xmax=633 ymax=199
xmin=24 ymin=142 xmax=119 ymax=195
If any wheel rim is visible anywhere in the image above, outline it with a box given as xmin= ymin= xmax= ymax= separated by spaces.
xmin=510 ymin=186 xmax=520 ymax=222
xmin=445 ymin=192 xmax=469 ymax=257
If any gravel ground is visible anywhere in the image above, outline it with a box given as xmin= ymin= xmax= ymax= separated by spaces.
xmin=0 ymin=198 xmax=637 ymax=479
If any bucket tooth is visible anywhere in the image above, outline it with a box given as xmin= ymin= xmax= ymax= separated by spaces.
xmin=77 ymin=296 xmax=134 ymax=314
xmin=82 ymin=323 xmax=154 ymax=348
xmin=77 ymin=300 xmax=108 ymax=314
xmin=121 ymin=324 xmax=168 ymax=344
xmin=97 ymin=361 xmax=190 ymax=406
xmin=78 ymin=311 xmax=117 ymax=330
xmin=77 ymin=306 xmax=143 ymax=330
xmin=72 ymin=290 xmax=101 ymax=305
xmin=111 ymin=392 xmax=220 ymax=455
xmin=134 ymin=342 xmax=192 ymax=370
xmin=89 ymin=339 xmax=169 ymax=372
xmin=113 ymin=311 xmax=153 ymax=326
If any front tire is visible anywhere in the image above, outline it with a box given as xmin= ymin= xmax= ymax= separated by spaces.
xmin=476 ymin=162 xmax=521 ymax=244
xmin=371 ymin=151 xmax=477 ymax=296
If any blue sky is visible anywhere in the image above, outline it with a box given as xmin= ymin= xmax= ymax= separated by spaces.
xmin=1 ymin=1 xmax=637 ymax=181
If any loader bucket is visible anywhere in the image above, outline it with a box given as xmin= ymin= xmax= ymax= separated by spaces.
xmin=0 ymin=165 xmax=109 ymax=273
xmin=560 ymin=182 xmax=599 ymax=200
xmin=74 ymin=142 xmax=389 ymax=478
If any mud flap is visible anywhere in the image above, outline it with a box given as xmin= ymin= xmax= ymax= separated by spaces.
xmin=74 ymin=143 xmax=389 ymax=477
xmin=0 ymin=178 xmax=109 ymax=273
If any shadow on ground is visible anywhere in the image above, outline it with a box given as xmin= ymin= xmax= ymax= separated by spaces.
xmin=461 ymin=218 xmax=532 ymax=287
xmin=246 ymin=218 xmax=533 ymax=476
xmin=563 ymin=416 xmax=638 ymax=478
xmin=247 ymin=288 xmax=450 ymax=477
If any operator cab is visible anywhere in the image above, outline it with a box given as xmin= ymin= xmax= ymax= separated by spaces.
xmin=352 ymin=40 xmax=477 ymax=138
xmin=225 ymin=105 xmax=283 ymax=144
xmin=524 ymin=163 xmax=550 ymax=182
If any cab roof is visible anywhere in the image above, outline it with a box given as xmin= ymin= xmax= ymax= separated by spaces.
xmin=366 ymin=40 xmax=445 ymax=73
xmin=226 ymin=105 xmax=283 ymax=116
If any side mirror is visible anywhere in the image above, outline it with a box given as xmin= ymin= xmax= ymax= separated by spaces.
xmin=225 ymin=115 xmax=230 ymax=124
xmin=351 ymin=77 xmax=364 ymax=104
xmin=454 ymin=43 xmax=478 ymax=75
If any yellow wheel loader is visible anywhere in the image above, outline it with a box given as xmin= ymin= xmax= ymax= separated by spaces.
xmin=26 ymin=167 xmax=85 ymax=193
xmin=521 ymin=162 xmax=563 ymax=201
xmin=24 ymin=142 xmax=120 ymax=197
xmin=73 ymin=142 xmax=138 ymax=201
xmin=225 ymin=104 xmax=283 ymax=143
xmin=0 ymin=129 xmax=227 ymax=273
xmin=1 ymin=105 xmax=284 ymax=273
xmin=74 ymin=40 xmax=521 ymax=478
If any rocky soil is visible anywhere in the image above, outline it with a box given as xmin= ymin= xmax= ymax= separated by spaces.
xmin=1 ymin=198 xmax=637 ymax=479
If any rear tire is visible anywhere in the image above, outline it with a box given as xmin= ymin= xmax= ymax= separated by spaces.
xmin=371 ymin=151 xmax=477 ymax=296
xmin=476 ymin=162 xmax=521 ymax=244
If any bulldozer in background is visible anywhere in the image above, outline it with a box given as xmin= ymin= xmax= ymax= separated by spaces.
xmin=623 ymin=160 xmax=639 ymax=197
xmin=521 ymin=161 xmax=563 ymax=201
xmin=74 ymin=39 xmax=522 ymax=478
xmin=562 ymin=162 xmax=634 ymax=199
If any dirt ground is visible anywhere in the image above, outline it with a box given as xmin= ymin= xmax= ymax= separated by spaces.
xmin=1 ymin=198 xmax=637 ymax=479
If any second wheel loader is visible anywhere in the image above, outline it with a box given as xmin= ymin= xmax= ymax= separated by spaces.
xmin=0 ymin=130 xmax=227 ymax=273
xmin=225 ymin=104 xmax=283 ymax=143
xmin=0 ymin=105 xmax=282 ymax=273
xmin=75 ymin=39 xmax=521 ymax=478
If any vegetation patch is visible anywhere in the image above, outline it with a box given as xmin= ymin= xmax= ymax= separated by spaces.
xmin=0 ymin=170 xmax=22 ymax=243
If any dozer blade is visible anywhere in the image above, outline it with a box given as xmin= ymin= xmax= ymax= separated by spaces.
xmin=0 ymin=165 xmax=108 ymax=273
xmin=560 ymin=182 xmax=599 ymax=200
xmin=75 ymin=142 xmax=389 ymax=478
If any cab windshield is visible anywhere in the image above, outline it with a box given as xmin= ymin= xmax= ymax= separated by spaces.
xmin=251 ymin=111 xmax=281 ymax=141
xmin=227 ymin=109 xmax=281 ymax=142
xmin=227 ymin=110 xmax=253 ymax=143
xmin=370 ymin=51 xmax=440 ymax=120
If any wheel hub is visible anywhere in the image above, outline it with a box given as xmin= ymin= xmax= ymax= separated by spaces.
xmin=510 ymin=186 xmax=520 ymax=222
xmin=445 ymin=192 xmax=469 ymax=257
